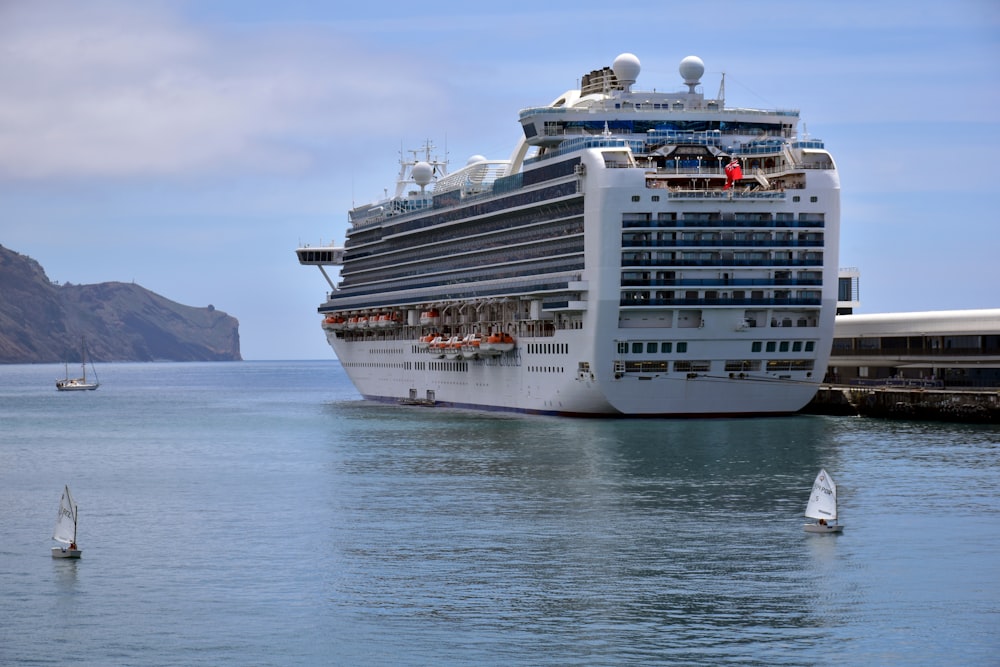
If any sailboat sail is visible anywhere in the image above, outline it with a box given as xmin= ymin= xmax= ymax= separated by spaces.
xmin=53 ymin=485 xmax=78 ymax=545
xmin=804 ymin=468 xmax=838 ymax=520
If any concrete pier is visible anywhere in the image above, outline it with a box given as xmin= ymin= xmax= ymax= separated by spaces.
xmin=802 ymin=386 xmax=1000 ymax=423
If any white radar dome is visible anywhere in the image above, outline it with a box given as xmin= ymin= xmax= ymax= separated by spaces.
xmin=466 ymin=155 xmax=487 ymax=165
xmin=411 ymin=161 xmax=433 ymax=187
xmin=679 ymin=55 xmax=705 ymax=87
xmin=612 ymin=53 xmax=641 ymax=89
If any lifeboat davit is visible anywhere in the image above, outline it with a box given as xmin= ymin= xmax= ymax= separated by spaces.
xmin=417 ymin=332 xmax=439 ymax=349
xmin=444 ymin=336 xmax=463 ymax=360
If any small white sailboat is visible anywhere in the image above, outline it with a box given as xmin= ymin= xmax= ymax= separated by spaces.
xmin=804 ymin=468 xmax=844 ymax=533
xmin=52 ymin=485 xmax=82 ymax=558
xmin=56 ymin=338 xmax=99 ymax=391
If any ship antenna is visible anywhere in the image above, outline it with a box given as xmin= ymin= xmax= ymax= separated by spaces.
xmin=717 ymin=72 xmax=726 ymax=105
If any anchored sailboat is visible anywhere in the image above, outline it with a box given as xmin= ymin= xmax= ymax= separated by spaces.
xmin=804 ymin=468 xmax=844 ymax=533
xmin=56 ymin=338 xmax=99 ymax=391
xmin=52 ymin=485 xmax=82 ymax=558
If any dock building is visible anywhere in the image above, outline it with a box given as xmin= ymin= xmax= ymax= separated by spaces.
xmin=828 ymin=309 xmax=1000 ymax=389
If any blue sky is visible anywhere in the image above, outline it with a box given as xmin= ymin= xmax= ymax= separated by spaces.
xmin=2 ymin=0 xmax=998 ymax=360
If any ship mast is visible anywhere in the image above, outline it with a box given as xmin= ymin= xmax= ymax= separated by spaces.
xmin=394 ymin=140 xmax=448 ymax=198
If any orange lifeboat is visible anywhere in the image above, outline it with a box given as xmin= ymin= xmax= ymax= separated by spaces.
xmin=481 ymin=332 xmax=515 ymax=355
xmin=322 ymin=315 xmax=345 ymax=331
xmin=417 ymin=331 xmax=440 ymax=349
xmin=419 ymin=309 xmax=441 ymax=326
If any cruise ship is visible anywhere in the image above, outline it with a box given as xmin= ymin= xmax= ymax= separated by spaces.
xmin=297 ymin=54 xmax=840 ymax=416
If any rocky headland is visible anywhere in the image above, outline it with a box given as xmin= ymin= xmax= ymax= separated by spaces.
xmin=0 ymin=244 xmax=241 ymax=363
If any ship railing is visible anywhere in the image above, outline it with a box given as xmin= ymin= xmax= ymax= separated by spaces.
xmin=322 ymin=275 xmax=582 ymax=311
xmin=622 ymin=258 xmax=823 ymax=268
xmin=622 ymin=239 xmax=824 ymax=249
xmin=642 ymin=159 xmax=828 ymax=178
xmin=620 ymin=278 xmax=823 ymax=287
xmin=847 ymin=378 xmax=945 ymax=389
xmin=622 ymin=218 xmax=823 ymax=229
xmin=665 ymin=190 xmax=787 ymax=200
xmin=523 ymin=137 xmax=642 ymax=166
xmin=517 ymin=105 xmax=799 ymax=121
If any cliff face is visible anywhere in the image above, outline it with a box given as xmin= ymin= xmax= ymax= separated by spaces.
xmin=0 ymin=245 xmax=241 ymax=363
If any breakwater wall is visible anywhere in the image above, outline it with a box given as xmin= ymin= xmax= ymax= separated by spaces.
xmin=802 ymin=386 xmax=1000 ymax=423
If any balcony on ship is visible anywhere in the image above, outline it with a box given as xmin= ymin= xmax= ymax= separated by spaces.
xmin=619 ymin=295 xmax=822 ymax=308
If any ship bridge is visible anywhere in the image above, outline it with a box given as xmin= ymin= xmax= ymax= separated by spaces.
xmin=297 ymin=245 xmax=344 ymax=265
xmin=297 ymin=244 xmax=344 ymax=292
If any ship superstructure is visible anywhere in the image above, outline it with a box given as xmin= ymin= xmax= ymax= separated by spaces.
xmin=297 ymin=54 xmax=840 ymax=416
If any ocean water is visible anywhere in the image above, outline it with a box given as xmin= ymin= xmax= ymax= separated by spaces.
xmin=1 ymin=361 xmax=998 ymax=666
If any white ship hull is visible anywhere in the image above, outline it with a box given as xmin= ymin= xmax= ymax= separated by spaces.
xmin=334 ymin=348 xmax=824 ymax=416
xmin=300 ymin=53 xmax=840 ymax=417
xmin=326 ymin=298 xmax=835 ymax=416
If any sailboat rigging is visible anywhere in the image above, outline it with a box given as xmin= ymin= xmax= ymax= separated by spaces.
xmin=56 ymin=338 xmax=99 ymax=391
xmin=804 ymin=468 xmax=844 ymax=533
xmin=52 ymin=485 xmax=82 ymax=558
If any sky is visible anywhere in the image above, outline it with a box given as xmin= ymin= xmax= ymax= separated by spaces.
xmin=1 ymin=1 xmax=998 ymax=360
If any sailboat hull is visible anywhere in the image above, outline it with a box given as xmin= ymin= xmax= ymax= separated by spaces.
xmin=51 ymin=546 xmax=82 ymax=558
xmin=55 ymin=381 xmax=99 ymax=391
xmin=803 ymin=523 xmax=843 ymax=534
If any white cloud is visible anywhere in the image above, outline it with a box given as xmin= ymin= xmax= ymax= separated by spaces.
xmin=0 ymin=1 xmax=444 ymax=180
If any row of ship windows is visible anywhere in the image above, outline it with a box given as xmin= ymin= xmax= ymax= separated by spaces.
xmin=625 ymin=212 xmax=825 ymax=223
xmin=621 ymin=212 xmax=825 ymax=228
xmin=340 ymin=360 xmax=471 ymax=370
xmin=618 ymin=359 xmax=815 ymax=373
xmin=621 ymin=290 xmax=822 ymax=300
xmin=349 ymin=339 xmax=817 ymax=358
xmin=618 ymin=340 xmax=817 ymax=354
xmin=630 ymin=195 xmax=820 ymax=204
xmin=334 ymin=358 xmax=814 ymax=375
xmin=341 ymin=360 xmax=410 ymax=370
xmin=832 ymin=334 xmax=1000 ymax=354
xmin=622 ymin=270 xmax=822 ymax=282
xmin=526 ymin=343 xmax=569 ymax=354
xmin=342 ymin=360 xmax=474 ymax=372
xmin=623 ymin=231 xmax=824 ymax=244
xmin=622 ymin=251 xmax=824 ymax=261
